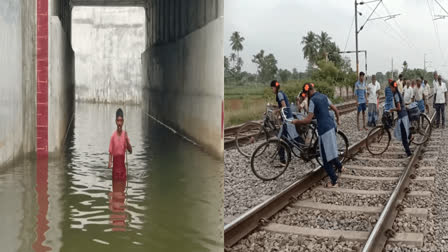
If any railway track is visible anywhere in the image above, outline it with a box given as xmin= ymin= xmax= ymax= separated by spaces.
xmin=224 ymin=111 xmax=435 ymax=252
xmin=224 ymin=97 xmax=385 ymax=150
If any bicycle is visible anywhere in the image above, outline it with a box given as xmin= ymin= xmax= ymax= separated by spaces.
xmin=235 ymin=104 xmax=281 ymax=158
xmin=250 ymin=107 xmax=349 ymax=181
xmin=366 ymin=104 xmax=432 ymax=155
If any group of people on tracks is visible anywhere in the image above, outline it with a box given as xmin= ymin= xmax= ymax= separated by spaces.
xmin=269 ymin=70 xmax=447 ymax=188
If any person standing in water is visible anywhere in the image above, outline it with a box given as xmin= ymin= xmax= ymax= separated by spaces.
xmin=108 ymin=108 xmax=132 ymax=180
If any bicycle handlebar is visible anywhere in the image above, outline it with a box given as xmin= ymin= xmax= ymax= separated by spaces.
xmin=280 ymin=107 xmax=294 ymax=123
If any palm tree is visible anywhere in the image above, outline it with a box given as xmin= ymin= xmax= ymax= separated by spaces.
xmin=317 ymin=31 xmax=332 ymax=62
xmin=230 ymin=52 xmax=237 ymax=64
xmin=301 ymin=31 xmax=318 ymax=65
xmin=230 ymin=31 xmax=245 ymax=58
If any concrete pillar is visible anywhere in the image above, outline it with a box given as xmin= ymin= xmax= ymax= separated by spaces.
xmin=0 ymin=0 xmax=35 ymax=167
xmin=21 ymin=0 xmax=38 ymax=156
xmin=180 ymin=0 xmax=186 ymax=37
xmin=198 ymin=0 xmax=205 ymax=27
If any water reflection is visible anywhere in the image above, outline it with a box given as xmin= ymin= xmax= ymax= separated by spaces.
xmin=0 ymin=102 xmax=223 ymax=251
xmin=109 ymin=179 xmax=127 ymax=232
xmin=33 ymin=157 xmax=50 ymax=252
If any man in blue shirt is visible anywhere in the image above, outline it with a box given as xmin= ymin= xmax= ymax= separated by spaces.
xmin=292 ymin=83 xmax=344 ymax=188
xmin=384 ymin=79 xmax=395 ymax=112
xmin=271 ymin=80 xmax=291 ymax=164
xmin=355 ymin=72 xmax=368 ymax=131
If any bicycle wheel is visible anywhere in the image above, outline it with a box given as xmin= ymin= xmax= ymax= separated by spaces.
xmin=366 ymin=126 xmax=391 ymax=155
xmin=411 ymin=113 xmax=432 ymax=145
xmin=250 ymin=139 xmax=291 ymax=181
xmin=235 ymin=122 xmax=269 ymax=158
xmin=336 ymin=130 xmax=349 ymax=163
xmin=315 ymin=130 xmax=349 ymax=166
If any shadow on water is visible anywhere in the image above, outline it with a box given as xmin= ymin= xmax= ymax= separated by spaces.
xmin=0 ymin=102 xmax=223 ymax=252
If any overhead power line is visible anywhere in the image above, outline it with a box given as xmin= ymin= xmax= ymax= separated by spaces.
xmin=344 ymin=16 xmax=355 ymax=51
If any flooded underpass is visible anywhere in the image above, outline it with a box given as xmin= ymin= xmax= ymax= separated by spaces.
xmin=0 ymin=102 xmax=223 ymax=251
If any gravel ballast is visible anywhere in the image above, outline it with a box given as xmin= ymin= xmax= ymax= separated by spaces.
xmin=226 ymin=108 xmax=448 ymax=251
xmin=225 ymin=109 xmax=379 ymax=223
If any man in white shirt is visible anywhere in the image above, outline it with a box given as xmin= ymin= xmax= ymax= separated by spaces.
xmin=433 ymin=71 xmax=438 ymax=108
xmin=367 ymin=75 xmax=381 ymax=126
xmin=414 ymin=79 xmax=425 ymax=113
xmin=403 ymin=80 xmax=414 ymax=106
xmin=424 ymin=80 xmax=431 ymax=111
xmin=434 ymin=75 xmax=448 ymax=128
xmin=433 ymin=72 xmax=438 ymax=87
xmin=397 ymin=74 xmax=404 ymax=95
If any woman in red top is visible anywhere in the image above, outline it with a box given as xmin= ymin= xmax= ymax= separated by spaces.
xmin=108 ymin=108 xmax=132 ymax=180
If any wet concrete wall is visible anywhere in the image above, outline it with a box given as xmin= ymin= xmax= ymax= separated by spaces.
xmin=48 ymin=16 xmax=75 ymax=153
xmin=71 ymin=7 xmax=145 ymax=104
xmin=142 ymin=0 xmax=224 ymax=158
xmin=0 ymin=0 xmax=36 ymax=167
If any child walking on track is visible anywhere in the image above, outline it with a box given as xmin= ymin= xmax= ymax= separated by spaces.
xmin=108 ymin=108 xmax=132 ymax=180
xmin=292 ymin=83 xmax=345 ymax=188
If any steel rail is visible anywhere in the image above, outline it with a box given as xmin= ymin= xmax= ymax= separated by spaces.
xmin=224 ymin=127 xmax=381 ymax=247
xmin=362 ymin=110 xmax=435 ymax=252
xmin=224 ymin=97 xmax=385 ymax=149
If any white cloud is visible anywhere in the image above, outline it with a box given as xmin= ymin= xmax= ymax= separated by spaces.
xmin=225 ymin=0 xmax=448 ymax=78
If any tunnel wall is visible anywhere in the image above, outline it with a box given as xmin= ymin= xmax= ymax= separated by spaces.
xmin=48 ymin=16 xmax=75 ymax=153
xmin=142 ymin=0 xmax=224 ymax=158
xmin=72 ymin=7 xmax=145 ymax=105
xmin=0 ymin=0 xmax=36 ymax=167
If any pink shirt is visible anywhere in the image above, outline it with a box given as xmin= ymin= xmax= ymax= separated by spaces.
xmin=109 ymin=130 xmax=129 ymax=180
xmin=109 ymin=130 xmax=129 ymax=157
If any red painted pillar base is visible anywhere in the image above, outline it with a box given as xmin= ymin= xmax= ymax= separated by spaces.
xmin=37 ymin=0 xmax=48 ymax=157
xmin=32 ymin=157 xmax=50 ymax=252
xmin=34 ymin=0 xmax=50 ymax=250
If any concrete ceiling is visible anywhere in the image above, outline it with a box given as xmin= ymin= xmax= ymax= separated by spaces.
xmin=70 ymin=0 xmax=146 ymax=7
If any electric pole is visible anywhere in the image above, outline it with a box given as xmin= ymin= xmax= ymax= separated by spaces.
xmin=424 ymin=53 xmax=431 ymax=71
xmin=391 ymin=57 xmax=394 ymax=79
xmin=364 ymin=50 xmax=368 ymax=75
xmin=354 ymin=0 xmax=399 ymax=80
xmin=424 ymin=54 xmax=426 ymax=71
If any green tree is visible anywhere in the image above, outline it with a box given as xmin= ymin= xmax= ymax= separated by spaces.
xmin=375 ymin=72 xmax=385 ymax=84
xmin=252 ymin=50 xmax=278 ymax=83
xmin=312 ymin=60 xmax=339 ymax=85
xmin=230 ymin=31 xmax=245 ymax=58
xmin=236 ymin=57 xmax=243 ymax=73
xmin=301 ymin=31 xmax=318 ymax=65
xmin=301 ymin=31 xmax=347 ymax=74
xmin=227 ymin=31 xmax=246 ymax=82
xmin=224 ymin=56 xmax=231 ymax=78
xmin=291 ymin=68 xmax=300 ymax=80
xmin=386 ymin=70 xmax=399 ymax=80
xmin=317 ymin=31 xmax=332 ymax=61
xmin=278 ymin=69 xmax=292 ymax=82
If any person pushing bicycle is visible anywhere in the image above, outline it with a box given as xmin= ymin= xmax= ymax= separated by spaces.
xmin=271 ymin=80 xmax=291 ymax=165
xmin=386 ymin=80 xmax=413 ymax=157
xmin=291 ymin=83 xmax=345 ymax=188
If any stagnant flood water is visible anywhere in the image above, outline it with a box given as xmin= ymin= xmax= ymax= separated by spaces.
xmin=0 ymin=102 xmax=223 ymax=251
